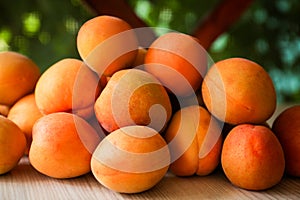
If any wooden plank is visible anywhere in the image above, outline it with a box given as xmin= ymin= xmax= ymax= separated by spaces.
xmin=0 ymin=156 xmax=300 ymax=199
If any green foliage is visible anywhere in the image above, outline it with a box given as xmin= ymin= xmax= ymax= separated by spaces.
xmin=208 ymin=0 xmax=300 ymax=102
xmin=129 ymin=0 xmax=219 ymax=34
xmin=0 ymin=0 xmax=299 ymax=102
xmin=129 ymin=0 xmax=300 ymax=103
xmin=0 ymin=0 xmax=94 ymax=72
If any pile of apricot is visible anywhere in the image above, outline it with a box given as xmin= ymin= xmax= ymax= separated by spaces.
xmin=0 ymin=15 xmax=299 ymax=194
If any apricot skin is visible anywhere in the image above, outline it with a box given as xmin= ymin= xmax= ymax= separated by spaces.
xmin=76 ymin=15 xmax=138 ymax=76
xmin=221 ymin=124 xmax=285 ymax=190
xmin=29 ymin=112 xmax=100 ymax=179
xmin=272 ymin=105 xmax=300 ymax=177
xmin=91 ymin=125 xmax=170 ymax=193
xmin=0 ymin=105 xmax=10 ymax=117
xmin=94 ymin=69 xmax=172 ymax=133
xmin=0 ymin=51 xmax=40 ymax=106
xmin=202 ymin=57 xmax=276 ymax=125
xmin=34 ymin=58 xmax=100 ymax=119
xmin=0 ymin=116 xmax=26 ymax=174
xmin=144 ymin=32 xmax=207 ymax=97
xmin=7 ymin=93 xmax=43 ymax=154
xmin=165 ymin=105 xmax=222 ymax=176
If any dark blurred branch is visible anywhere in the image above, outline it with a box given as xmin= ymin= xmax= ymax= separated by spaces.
xmin=82 ymin=0 xmax=148 ymax=28
xmin=192 ymin=0 xmax=254 ymax=49
xmin=82 ymin=0 xmax=254 ymax=49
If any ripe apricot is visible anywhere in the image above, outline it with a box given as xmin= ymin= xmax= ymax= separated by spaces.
xmin=7 ymin=93 xmax=43 ymax=155
xmin=29 ymin=112 xmax=101 ymax=178
xmin=144 ymin=32 xmax=207 ymax=97
xmin=272 ymin=105 xmax=300 ymax=177
xmin=35 ymin=58 xmax=100 ymax=119
xmin=0 ymin=51 xmax=40 ymax=105
xmin=202 ymin=57 xmax=276 ymax=125
xmin=165 ymin=105 xmax=222 ymax=176
xmin=0 ymin=104 xmax=10 ymax=117
xmin=221 ymin=124 xmax=285 ymax=190
xmin=91 ymin=125 xmax=170 ymax=193
xmin=77 ymin=15 xmax=138 ymax=76
xmin=0 ymin=116 xmax=26 ymax=174
xmin=94 ymin=69 xmax=172 ymax=133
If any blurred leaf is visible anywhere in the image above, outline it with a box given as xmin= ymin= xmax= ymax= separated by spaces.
xmin=0 ymin=0 xmax=94 ymax=71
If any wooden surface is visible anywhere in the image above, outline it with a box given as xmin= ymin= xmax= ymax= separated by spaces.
xmin=1 ymin=104 xmax=300 ymax=199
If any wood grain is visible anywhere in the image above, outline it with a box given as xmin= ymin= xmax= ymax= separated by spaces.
xmin=0 ymin=157 xmax=300 ymax=199
xmin=1 ymin=104 xmax=299 ymax=199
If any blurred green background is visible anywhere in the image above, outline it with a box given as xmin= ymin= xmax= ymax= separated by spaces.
xmin=0 ymin=0 xmax=299 ymax=103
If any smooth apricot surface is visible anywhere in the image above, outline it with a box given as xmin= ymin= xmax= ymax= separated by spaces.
xmin=7 ymin=93 xmax=43 ymax=154
xmin=94 ymin=69 xmax=172 ymax=133
xmin=144 ymin=32 xmax=207 ymax=97
xmin=272 ymin=105 xmax=300 ymax=177
xmin=202 ymin=57 xmax=276 ymax=125
xmin=221 ymin=124 xmax=285 ymax=190
xmin=91 ymin=125 xmax=170 ymax=193
xmin=77 ymin=15 xmax=138 ymax=76
xmin=165 ymin=105 xmax=222 ymax=176
xmin=0 ymin=104 xmax=10 ymax=117
xmin=0 ymin=51 xmax=40 ymax=105
xmin=29 ymin=112 xmax=101 ymax=178
xmin=35 ymin=58 xmax=100 ymax=119
xmin=0 ymin=116 xmax=26 ymax=174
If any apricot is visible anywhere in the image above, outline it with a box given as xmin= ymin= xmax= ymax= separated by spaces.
xmin=29 ymin=112 xmax=101 ymax=178
xmin=0 ymin=51 xmax=40 ymax=105
xmin=0 ymin=116 xmax=26 ymax=174
xmin=202 ymin=57 xmax=276 ymax=125
xmin=91 ymin=125 xmax=170 ymax=193
xmin=7 ymin=93 xmax=43 ymax=155
xmin=77 ymin=15 xmax=138 ymax=76
xmin=221 ymin=124 xmax=285 ymax=190
xmin=0 ymin=104 xmax=10 ymax=117
xmin=272 ymin=105 xmax=300 ymax=177
xmin=35 ymin=58 xmax=100 ymax=119
xmin=144 ymin=32 xmax=207 ymax=97
xmin=165 ymin=105 xmax=222 ymax=176
xmin=94 ymin=69 xmax=172 ymax=133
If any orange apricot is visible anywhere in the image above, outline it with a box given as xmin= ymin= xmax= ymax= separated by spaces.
xmin=35 ymin=58 xmax=100 ymax=119
xmin=29 ymin=112 xmax=101 ymax=178
xmin=0 ymin=51 xmax=40 ymax=105
xmin=272 ymin=105 xmax=300 ymax=177
xmin=0 ymin=104 xmax=10 ymax=117
xmin=7 ymin=93 xmax=43 ymax=155
xmin=221 ymin=124 xmax=285 ymax=190
xmin=144 ymin=32 xmax=207 ymax=97
xmin=202 ymin=57 xmax=276 ymax=125
xmin=165 ymin=105 xmax=222 ymax=176
xmin=0 ymin=116 xmax=26 ymax=174
xmin=77 ymin=15 xmax=138 ymax=76
xmin=94 ymin=69 xmax=172 ymax=133
xmin=91 ymin=125 xmax=170 ymax=193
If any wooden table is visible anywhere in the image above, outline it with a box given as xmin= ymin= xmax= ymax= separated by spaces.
xmin=1 ymin=157 xmax=300 ymax=200
xmin=1 ymin=104 xmax=299 ymax=199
